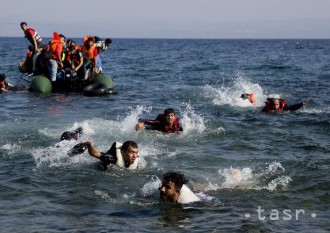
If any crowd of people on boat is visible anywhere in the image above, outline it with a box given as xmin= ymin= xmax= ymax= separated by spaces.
xmin=19 ymin=22 xmax=112 ymax=88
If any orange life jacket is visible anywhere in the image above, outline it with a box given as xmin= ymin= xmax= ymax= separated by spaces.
xmin=82 ymin=45 xmax=96 ymax=60
xmin=50 ymin=32 xmax=63 ymax=61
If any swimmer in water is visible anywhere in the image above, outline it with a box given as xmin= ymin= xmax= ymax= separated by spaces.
xmin=135 ymin=108 xmax=183 ymax=133
xmin=159 ymin=171 xmax=200 ymax=204
xmin=241 ymin=93 xmax=257 ymax=105
xmin=261 ymin=97 xmax=309 ymax=113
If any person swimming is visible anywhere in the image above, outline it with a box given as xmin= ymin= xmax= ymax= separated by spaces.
xmin=159 ymin=171 xmax=200 ymax=204
xmin=60 ymin=127 xmax=83 ymax=141
xmin=135 ymin=108 xmax=183 ymax=133
xmin=241 ymin=93 xmax=257 ymax=105
xmin=261 ymin=97 xmax=309 ymax=112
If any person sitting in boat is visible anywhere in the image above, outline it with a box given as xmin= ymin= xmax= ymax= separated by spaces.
xmin=82 ymin=36 xmax=100 ymax=79
xmin=261 ymin=97 xmax=309 ymax=113
xmin=65 ymin=41 xmax=86 ymax=80
xmin=241 ymin=93 xmax=257 ymax=105
xmin=159 ymin=171 xmax=200 ymax=204
xmin=135 ymin=108 xmax=183 ymax=133
xmin=46 ymin=32 xmax=64 ymax=83
xmin=0 ymin=74 xmax=15 ymax=93
xmin=75 ymin=140 xmax=139 ymax=170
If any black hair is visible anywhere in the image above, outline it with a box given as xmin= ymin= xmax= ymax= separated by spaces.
xmin=59 ymin=34 xmax=66 ymax=40
xmin=105 ymin=38 xmax=112 ymax=44
xmin=70 ymin=40 xmax=76 ymax=46
xmin=163 ymin=171 xmax=189 ymax=189
xmin=0 ymin=73 xmax=6 ymax=81
xmin=20 ymin=22 xmax=27 ymax=27
xmin=241 ymin=93 xmax=248 ymax=100
xmin=164 ymin=108 xmax=175 ymax=116
xmin=121 ymin=141 xmax=138 ymax=152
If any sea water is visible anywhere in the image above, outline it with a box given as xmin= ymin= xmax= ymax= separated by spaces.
xmin=0 ymin=38 xmax=329 ymax=232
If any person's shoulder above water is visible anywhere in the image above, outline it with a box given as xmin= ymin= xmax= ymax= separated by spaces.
xmin=135 ymin=107 xmax=183 ymax=133
xmin=67 ymin=139 xmax=139 ymax=170
xmin=0 ymin=73 xmax=16 ymax=93
xmin=159 ymin=171 xmax=200 ymax=204
xmin=261 ymin=97 xmax=309 ymax=113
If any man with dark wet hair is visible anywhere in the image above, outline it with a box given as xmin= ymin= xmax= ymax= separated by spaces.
xmin=68 ymin=140 xmax=139 ymax=170
xmin=135 ymin=108 xmax=183 ymax=133
xmin=160 ymin=172 xmax=200 ymax=204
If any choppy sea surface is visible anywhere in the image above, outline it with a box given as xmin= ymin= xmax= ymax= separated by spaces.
xmin=0 ymin=38 xmax=329 ymax=232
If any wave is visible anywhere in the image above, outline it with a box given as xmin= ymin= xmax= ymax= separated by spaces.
xmin=31 ymin=104 xmax=208 ymax=168
xmin=199 ymin=161 xmax=292 ymax=192
xmin=202 ymin=73 xmax=268 ymax=108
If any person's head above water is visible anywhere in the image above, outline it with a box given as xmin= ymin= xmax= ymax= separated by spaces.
xmin=0 ymin=73 xmax=6 ymax=82
xmin=241 ymin=93 xmax=248 ymax=100
xmin=121 ymin=141 xmax=139 ymax=167
xmin=160 ymin=171 xmax=188 ymax=203
xmin=163 ymin=108 xmax=176 ymax=125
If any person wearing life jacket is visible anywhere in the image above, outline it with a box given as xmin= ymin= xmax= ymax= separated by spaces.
xmin=159 ymin=172 xmax=200 ymax=204
xmin=0 ymin=74 xmax=15 ymax=93
xmin=261 ymin=97 xmax=309 ymax=113
xmin=93 ymin=37 xmax=112 ymax=74
xmin=65 ymin=41 xmax=85 ymax=80
xmin=135 ymin=108 xmax=183 ymax=133
xmin=46 ymin=32 xmax=64 ymax=82
xmin=94 ymin=37 xmax=112 ymax=53
xmin=20 ymin=22 xmax=43 ymax=54
xmin=84 ymin=140 xmax=139 ymax=170
xmin=241 ymin=93 xmax=257 ymax=105
xmin=0 ymin=73 xmax=15 ymax=93
xmin=82 ymin=36 xmax=100 ymax=79
xmin=20 ymin=22 xmax=44 ymax=74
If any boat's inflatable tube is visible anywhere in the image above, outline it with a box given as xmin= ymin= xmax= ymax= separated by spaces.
xmin=30 ymin=75 xmax=52 ymax=94
xmin=94 ymin=74 xmax=114 ymax=89
xmin=83 ymin=83 xmax=114 ymax=96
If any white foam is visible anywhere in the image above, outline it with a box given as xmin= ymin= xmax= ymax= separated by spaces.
xmin=213 ymin=162 xmax=292 ymax=192
xmin=265 ymin=176 xmax=292 ymax=191
xmin=180 ymin=103 xmax=206 ymax=135
xmin=141 ymin=176 xmax=161 ymax=197
xmin=202 ymin=74 xmax=268 ymax=108
xmin=31 ymin=140 xmax=91 ymax=168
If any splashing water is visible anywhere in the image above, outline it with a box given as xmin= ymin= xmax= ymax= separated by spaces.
xmin=180 ymin=103 xmax=206 ymax=135
xmin=213 ymin=161 xmax=292 ymax=191
xmin=203 ymin=74 xmax=268 ymax=107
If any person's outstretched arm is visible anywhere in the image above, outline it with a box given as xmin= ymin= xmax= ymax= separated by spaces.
xmin=86 ymin=140 xmax=101 ymax=158
xmin=283 ymin=99 xmax=309 ymax=111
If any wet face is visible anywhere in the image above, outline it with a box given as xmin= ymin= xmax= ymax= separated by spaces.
xmin=273 ymin=98 xmax=280 ymax=110
xmin=165 ymin=113 xmax=175 ymax=125
xmin=122 ymin=146 xmax=139 ymax=167
xmin=159 ymin=180 xmax=180 ymax=203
